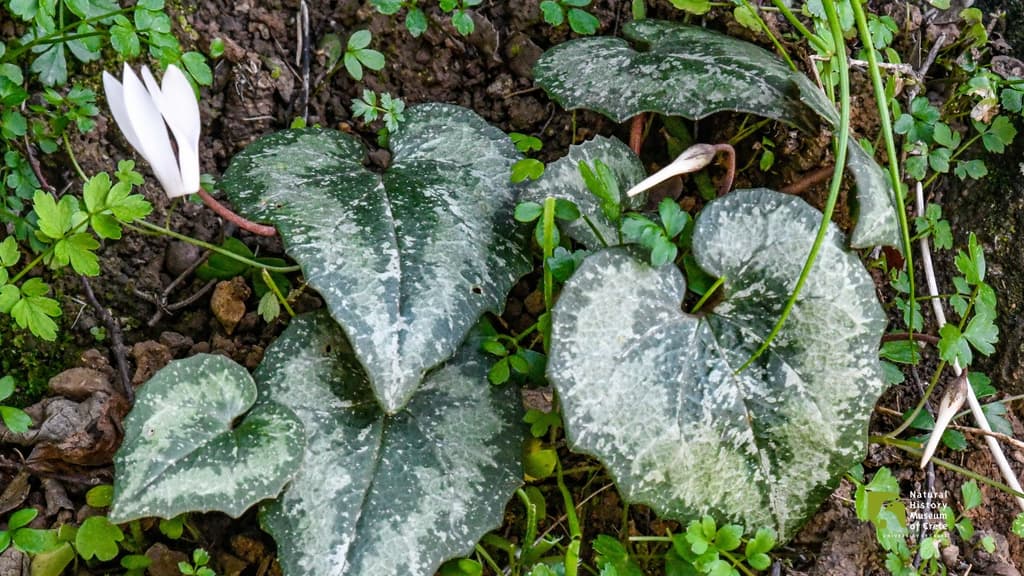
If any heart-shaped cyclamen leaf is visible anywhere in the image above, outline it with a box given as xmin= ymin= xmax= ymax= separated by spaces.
xmin=221 ymin=104 xmax=530 ymax=413
xmin=534 ymin=20 xmax=833 ymax=132
xmin=110 ymin=354 xmax=304 ymax=522
xmin=256 ymin=312 xmax=522 ymax=576
xmin=518 ymin=135 xmax=646 ymax=249
xmin=534 ymin=19 xmax=899 ymax=248
xmin=549 ymin=189 xmax=886 ymax=539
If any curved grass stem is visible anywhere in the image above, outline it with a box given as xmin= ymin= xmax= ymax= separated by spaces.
xmin=736 ymin=0 xmax=797 ymax=71
xmin=127 ymin=220 xmax=300 ymax=274
xmin=770 ymin=0 xmax=831 ymax=54
xmin=738 ymin=0 xmax=850 ymax=373
xmin=849 ymin=0 xmax=916 ymax=334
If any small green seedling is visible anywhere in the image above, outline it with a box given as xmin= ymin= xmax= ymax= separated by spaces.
xmin=621 ymin=198 xmax=690 ymax=267
xmin=578 ymin=159 xmax=621 ymax=226
xmin=344 ymin=30 xmax=385 ymax=82
xmin=179 ymin=548 xmax=216 ymax=576
xmin=0 ymin=508 xmax=58 ymax=555
xmin=515 ymin=198 xmax=580 ymax=246
xmin=539 ymin=0 xmax=600 ymax=35
xmin=352 ymin=89 xmax=407 ymax=133
xmin=663 ymin=516 xmax=777 ymax=574
xmin=510 ymin=133 xmax=546 ymax=183
xmin=371 ymin=0 xmax=482 ymax=37
xmin=0 ymin=375 xmax=31 ymax=432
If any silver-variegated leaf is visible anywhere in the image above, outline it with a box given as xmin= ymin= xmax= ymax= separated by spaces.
xmin=255 ymin=312 xmax=522 ymax=576
xmin=110 ymin=355 xmax=304 ymax=523
xmin=533 ymin=19 xmax=899 ymax=248
xmin=518 ymin=135 xmax=646 ymax=249
xmin=549 ymin=189 xmax=886 ymax=539
xmin=221 ymin=104 xmax=530 ymax=413
xmin=534 ymin=20 xmax=833 ymax=132
xmin=847 ymin=142 xmax=899 ymax=248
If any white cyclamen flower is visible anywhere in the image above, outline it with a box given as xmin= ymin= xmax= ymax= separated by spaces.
xmin=626 ymin=143 xmax=719 ymax=197
xmin=103 ymin=63 xmax=201 ymax=199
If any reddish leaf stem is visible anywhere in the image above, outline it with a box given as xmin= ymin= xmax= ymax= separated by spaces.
xmin=711 ymin=143 xmax=735 ymax=196
xmin=198 ymin=188 xmax=277 ymax=237
xmin=629 ymin=115 xmax=645 ymax=155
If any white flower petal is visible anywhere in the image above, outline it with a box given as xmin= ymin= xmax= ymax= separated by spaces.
xmin=158 ymin=65 xmax=201 ymax=194
xmin=102 ymin=70 xmax=145 ymax=155
xmin=141 ymin=65 xmax=201 ymax=195
xmin=626 ymin=143 xmax=718 ymax=197
xmin=122 ymin=65 xmax=187 ymax=198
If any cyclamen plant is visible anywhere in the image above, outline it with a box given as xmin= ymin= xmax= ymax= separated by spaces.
xmin=108 ymin=20 xmax=898 ymax=576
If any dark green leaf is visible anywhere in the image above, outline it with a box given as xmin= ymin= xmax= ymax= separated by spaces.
xmin=221 ymin=105 xmax=530 ymax=413
xmin=257 ymin=313 xmax=523 ymax=576
xmin=196 ymin=237 xmax=254 ymax=280
xmin=534 ymin=20 xmax=832 ymax=130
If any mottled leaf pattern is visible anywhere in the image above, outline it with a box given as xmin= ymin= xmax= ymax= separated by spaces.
xmin=256 ymin=312 xmax=522 ymax=576
xmin=534 ymin=20 xmax=832 ymax=132
xmin=534 ymin=19 xmax=899 ymax=248
xmin=846 ymin=142 xmax=899 ymax=248
xmin=221 ymin=104 xmax=530 ymax=413
xmin=549 ymin=189 xmax=886 ymax=539
xmin=110 ymin=355 xmax=304 ymax=522
xmin=518 ymin=136 xmax=646 ymax=249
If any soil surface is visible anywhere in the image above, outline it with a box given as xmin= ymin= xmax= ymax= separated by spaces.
xmin=2 ymin=0 xmax=1024 ymax=575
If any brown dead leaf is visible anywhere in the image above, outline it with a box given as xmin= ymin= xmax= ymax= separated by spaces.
xmin=25 ymin=392 xmax=128 ymax=473
xmin=0 ymin=471 xmax=31 ymax=516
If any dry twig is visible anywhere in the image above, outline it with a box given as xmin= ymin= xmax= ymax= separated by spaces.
xmin=915 ymin=182 xmax=1024 ymax=511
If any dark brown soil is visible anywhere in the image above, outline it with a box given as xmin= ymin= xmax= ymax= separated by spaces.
xmin=2 ymin=0 xmax=1024 ymax=575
